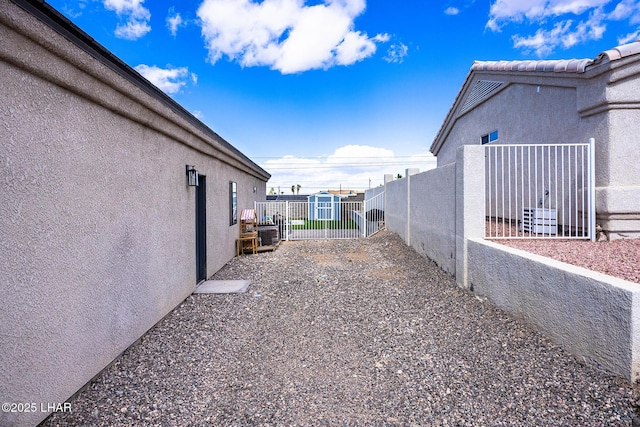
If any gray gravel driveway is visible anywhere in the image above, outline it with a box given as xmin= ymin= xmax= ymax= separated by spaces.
xmin=44 ymin=231 xmax=638 ymax=426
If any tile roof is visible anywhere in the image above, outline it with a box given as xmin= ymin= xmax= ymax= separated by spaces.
xmin=472 ymin=59 xmax=591 ymax=73
xmin=471 ymin=40 xmax=640 ymax=74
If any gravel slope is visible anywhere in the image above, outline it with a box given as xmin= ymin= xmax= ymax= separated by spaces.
xmin=43 ymin=231 xmax=638 ymax=426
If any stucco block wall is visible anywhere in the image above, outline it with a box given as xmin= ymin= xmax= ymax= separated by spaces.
xmin=407 ymin=165 xmax=456 ymax=275
xmin=467 ymin=238 xmax=640 ymax=381
xmin=0 ymin=2 xmax=267 ymax=426
xmin=384 ymin=178 xmax=408 ymax=242
xmin=385 ymin=146 xmax=484 ymax=279
xmin=364 ymin=185 xmax=384 ymax=200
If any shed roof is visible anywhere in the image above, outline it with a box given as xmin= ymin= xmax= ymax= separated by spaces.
xmin=430 ymin=40 xmax=640 ymax=156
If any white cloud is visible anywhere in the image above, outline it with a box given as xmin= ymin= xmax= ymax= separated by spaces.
xmin=487 ymin=0 xmax=610 ymax=29
xmin=609 ymin=0 xmax=640 ymax=21
xmin=61 ymin=0 xmax=87 ymax=19
xmin=512 ymin=14 xmax=607 ymax=55
xmin=196 ymin=0 xmax=389 ymax=74
xmin=618 ymin=28 xmax=640 ymax=42
xmin=384 ymin=43 xmax=409 ymax=63
xmin=486 ymin=0 xmax=640 ymax=56
xmin=444 ymin=6 xmax=460 ymax=15
xmin=103 ymin=0 xmax=151 ymax=40
xmin=134 ymin=64 xmax=194 ymax=94
xmin=167 ymin=9 xmax=183 ymax=36
xmin=115 ymin=21 xmax=151 ymax=39
xmin=261 ymin=145 xmax=437 ymax=194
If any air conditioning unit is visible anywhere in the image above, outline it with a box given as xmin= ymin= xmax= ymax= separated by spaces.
xmin=521 ymin=208 xmax=557 ymax=235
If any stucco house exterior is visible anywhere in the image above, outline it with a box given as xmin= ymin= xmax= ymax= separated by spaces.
xmin=430 ymin=41 xmax=640 ymax=240
xmin=0 ymin=0 xmax=269 ymax=425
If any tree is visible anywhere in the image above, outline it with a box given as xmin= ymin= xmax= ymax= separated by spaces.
xmin=396 ymin=173 xmax=403 ymax=179
xmin=268 ymin=187 xmax=276 ymax=195
xmin=291 ymin=185 xmax=295 ymax=194
xmin=296 ymin=184 xmax=301 ymax=194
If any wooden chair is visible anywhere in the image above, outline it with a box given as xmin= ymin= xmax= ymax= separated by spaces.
xmin=237 ymin=209 xmax=258 ymax=256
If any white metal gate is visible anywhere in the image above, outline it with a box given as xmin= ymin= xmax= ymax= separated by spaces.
xmin=255 ymin=192 xmax=385 ymax=241
xmin=485 ymin=139 xmax=595 ymax=240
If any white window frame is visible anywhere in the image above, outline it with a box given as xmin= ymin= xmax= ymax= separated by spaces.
xmin=315 ymin=196 xmax=334 ymax=221
xmin=481 ymin=129 xmax=499 ymax=145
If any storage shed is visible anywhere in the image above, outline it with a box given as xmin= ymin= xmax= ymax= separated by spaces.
xmin=308 ymin=191 xmax=342 ymax=220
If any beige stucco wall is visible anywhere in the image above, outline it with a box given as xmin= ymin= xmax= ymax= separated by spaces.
xmin=583 ymin=57 xmax=640 ymax=238
xmin=408 ymin=164 xmax=457 ymax=275
xmin=435 ymin=80 xmax=586 ymax=167
xmin=0 ymin=1 xmax=267 ymax=426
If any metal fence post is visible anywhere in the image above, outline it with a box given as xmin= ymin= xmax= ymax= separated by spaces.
xmin=285 ymin=201 xmax=289 ymax=241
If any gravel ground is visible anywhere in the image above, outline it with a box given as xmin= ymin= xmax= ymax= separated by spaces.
xmin=498 ymin=238 xmax=640 ymax=284
xmin=44 ymin=231 xmax=639 ymax=426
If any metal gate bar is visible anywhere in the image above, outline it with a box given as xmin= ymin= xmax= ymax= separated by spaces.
xmin=485 ymin=139 xmax=595 ymax=240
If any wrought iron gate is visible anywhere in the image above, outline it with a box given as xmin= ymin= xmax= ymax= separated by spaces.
xmin=485 ymin=139 xmax=595 ymax=240
xmin=255 ymin=192 xmax=385 ymax=241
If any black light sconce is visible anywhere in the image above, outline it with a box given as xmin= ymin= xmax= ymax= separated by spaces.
xmin=186 ymin=165 xmax=199 ymax=187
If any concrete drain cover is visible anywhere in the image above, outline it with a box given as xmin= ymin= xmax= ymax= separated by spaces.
xmin=193 ymin=280 xmax=250 ymax=294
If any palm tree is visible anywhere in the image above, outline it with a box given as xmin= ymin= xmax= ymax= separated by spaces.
xmin=296 ymin=184 xmax=301 ymax=194
xmin=291 ymin=185 xmax=295 ymax=194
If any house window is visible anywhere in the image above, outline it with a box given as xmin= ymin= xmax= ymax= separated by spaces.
xmin=482 ymin=130 xmax=499 ymax=144
xmin=229 ymin=181 xmax=237 ymax=226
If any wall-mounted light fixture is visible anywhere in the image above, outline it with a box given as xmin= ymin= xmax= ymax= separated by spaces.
xmin=253 ymin=186 xmax=257 ymax=194
xmin=186 ymin=165 xmax=199 ymax=187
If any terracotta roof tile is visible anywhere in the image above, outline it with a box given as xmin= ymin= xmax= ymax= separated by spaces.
xmin=471 ymin=40 xmax=640 ymax=75
xmin=594 ymin=40 xmax=640 ymax=64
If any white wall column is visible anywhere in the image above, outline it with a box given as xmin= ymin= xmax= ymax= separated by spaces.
xmin=455 ymin=145 xmax=485 ymax=289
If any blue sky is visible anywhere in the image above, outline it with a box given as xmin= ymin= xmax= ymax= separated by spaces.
xmin=48 ymin=0 xmax=640 ymax=193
